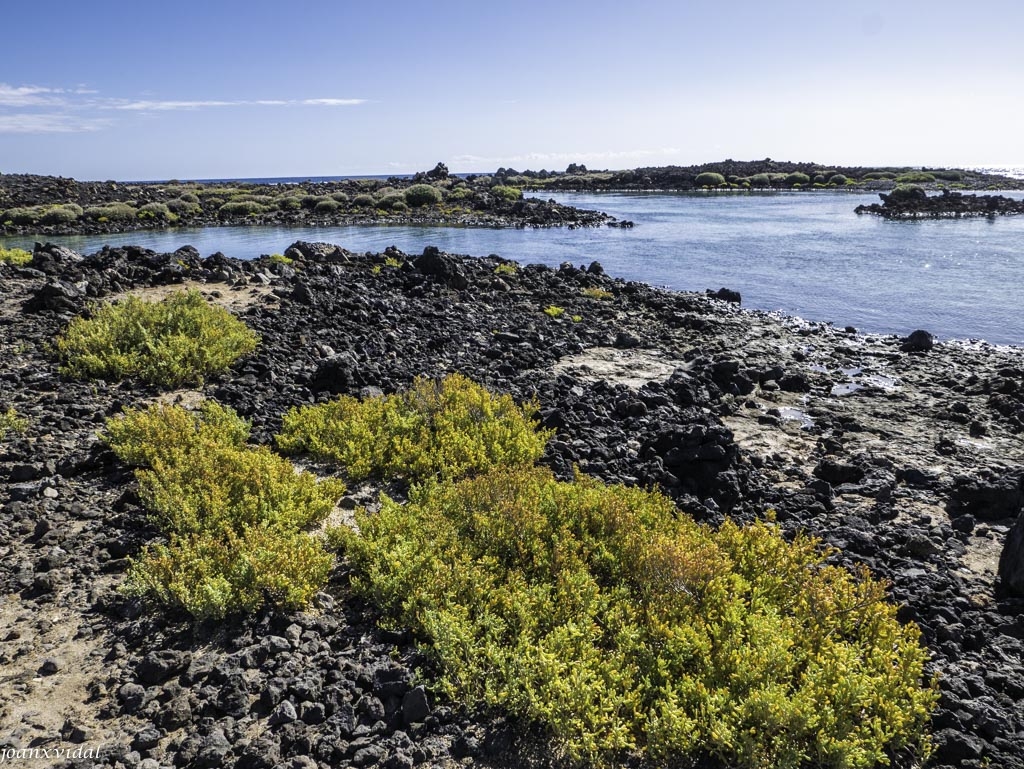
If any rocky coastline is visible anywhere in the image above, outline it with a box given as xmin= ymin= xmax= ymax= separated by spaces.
xmin=855 ymin=187 xmax=1024 ymax=219
xmin=2 ymin=242 xmax=1024 ymax=769
xmin=0 ymin=164 xmax=618 ymax=239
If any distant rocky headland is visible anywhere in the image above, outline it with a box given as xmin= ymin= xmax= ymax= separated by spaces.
xmin=3 ymin=160 xmax=1020 ymax=238
xmin=0 ymin=163 xmax=618 ymax=237
xmin=520 ymin=159 xmax=1024 ymax=193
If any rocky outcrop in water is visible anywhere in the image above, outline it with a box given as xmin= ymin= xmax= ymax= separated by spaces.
xmin=2 ymin=241 xmax=1024 ymax=768
xmin=856 ymin=188 xmax=1024 ymax=218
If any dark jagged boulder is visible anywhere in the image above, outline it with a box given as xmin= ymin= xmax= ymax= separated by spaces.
xmin=902 ymin=329 xmax=935 ymax=352
xmin=949 ymin=468 xmax=1024 ymax=520
xmin=708 ymin=287 xmax=742 ymax=304
xmin=413 ymin=246 xmax=469 ymax=290
xmin=999 ymin=515 xmax=1024 ymax=595
xmin=23 ymin=279 xmax=86 ymax=314
xmin=284 ymin=241 xmax=353 ymax=263
xmin=30 ymin=242 xmax=83 ymax=275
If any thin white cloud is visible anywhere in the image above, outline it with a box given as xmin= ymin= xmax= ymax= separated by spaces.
xmin=0 ymin=83 xmax=367 ymax=134
xmin=113 ymin=97 xmax=366 ymax=111
xmin=301 ymin=98 xmax=365 ymax=107
xmin=115 ymin=100 xmax=237 ymax=111
xmin=0 ymin=84 xmax=66 ymax=107
xmin=0 ymin=113 xmax=112 ymax=134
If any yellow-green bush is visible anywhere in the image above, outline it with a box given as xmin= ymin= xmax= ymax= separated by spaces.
xmin=0 ymin=407 xmax=28 ymax=439
xmin=340 ymin=467 xmax=936 ymax=768
xmin=0 ymin=247 xmax=32 ymax=265
xmin=544 ymin=305 xmax=565 ymax=318
xmin=581 ymin=287 xmax=613 ymax=300
xmin=124 ymin=524 xmax=334 ymax=620
xmin=56 ymin=290 xmax=258 ymax=386
xmin=277 ymin=373 xmax=551 ymax=482
xmin=107 ymin=402 xmax=344 ymax=619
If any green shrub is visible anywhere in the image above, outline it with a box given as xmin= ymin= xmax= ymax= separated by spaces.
xmin=40 ymin=203 xmax=83 ymax=224
xmin=352 ymin=194 xmax=375 ymax=207
xmin=404 ymin=184 xmax=443 ymax=207
xmin=218 ymin=200 xmax=265 ymax=217
xmin=275 ymin=195 xmax=303 ymax=211
xmin=56 ymin=289 xmax=259 ymax=386
xmin=340 ymin=466 xmax=937 ymax=768
xmin=167 ymin=198 xmax=202 ymax=216
xmin=313 ymin=199 xmax=339 ymax=214
xmin=748 ymin=173 xmax=771 ymax=188
xmin=862 ymin=171 xmax=897 ymax=181
xmin=4 ymin=206 xmax=43 ymax=225
xmin=301 ymin=194 xmax=326 ymax=209
xmin=931 ymin=170 xmax=963 ymax=182
xmin=886 ymin=185 xmax=927 ymax=203
xmin=84 ymin=203 xmax=137 ymax=221
xmin=0 ymin=246 xmax=32 ymax=265
xmin=376 ymin=193 xmax=406 ymax=210
xmin=543 ymin=305 xmax=565 ymax=318
xmin=330 ymin=192 xmax=350 ymax=204
xmin=581 ymin=287 xmax=613 ymax=300
xmin=267 ymin=253 xmax=293 ymax=265
xmin=895 ymin=172 xmax=935 ymax=184
xmin=491 ymin=185 xmax=522 ymax=202
xmin=176 ymin=192 xmax=200 ymax=204
xmin=390 ymin=201 xmax=408 ymax=212
xmin=448 ymin=186 xmax=474 ymax=201
xmin=695 ymin=172 xmax=726 ymax=188
xmin=0 ymin=407 xmax=28 ymax=439
xmin=494 ymin=262 xmax=517 ymax=276
xmin=277 ymin=373 xmax=551 ymax=482
xmin=107 ymin=402 xmax=343 ymax=619
xmin=784 ymin=172 xmax=811 ymax=187
xmin=137 ymin=202 xmax=172 ymax=220
xmin=828 ymin=174 xmax=848 ymax=185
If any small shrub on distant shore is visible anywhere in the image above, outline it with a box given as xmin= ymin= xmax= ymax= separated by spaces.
xmin=340 ymin=466 xmax=937 ymax=768
xmin=0 ymin=407 xmax=28 ymax=439
xmin=695 ymin=172 xmax=726 ymax=188
xmin=56 ymin=290 xmax=259 ymax=386
xmin=404 ymin=184 xmax=443 ymax=207
xmin=0 ymin=247 xmax=32 ymax=265
xmin=40 ymin=203 xmax=83 ymax=224
xmin=167 ymin=198 xmax=202 ymax=216
xmin=494 ymin=262 xmax=517 ymax=276
xmin=828 ymin=174 xmax=848 ymax=185
xmin=896 ymin=172 xmax=936 ymax=184
xmin=138 ymin=202 xmax=175 ymax=221
xmin=84 ymin=203 xmax=137 ymax=221
xmin=277 ymin=373 xmax=551 ymax=482
xmin=448 ymin=186 xmax=474 ymax=201
xmin=748 ymin=173 xmax=771 ymax=188
xmin=784 ymin=172 xmax=811 ymax=187
xmin=218 ymin=200 xmax=265 ymax=217
xmin=107 ymin=402 xmax=343 ymax=619
xmin=582 ymin=287 xmax=613 ymax=300
xmin=330 ymin=192 xmax=350 ymax=204
xmin=352 ymin=194 xmax=375 ymax=207
xmin=3 ymin=206 xmax=43 ymax=225
xmin=313 ymin=199 xmax=340 ymax=214
xmin=376 ymin=193 xmax=406 ymax=210
xmin=275 ymin=195 xmax=303 ymax=211
xmin=491 ymin=185 xmax=522 ymax=202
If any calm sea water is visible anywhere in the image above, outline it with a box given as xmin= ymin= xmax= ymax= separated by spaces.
xmin=5 ymin=190 xmax=1024 ymax=345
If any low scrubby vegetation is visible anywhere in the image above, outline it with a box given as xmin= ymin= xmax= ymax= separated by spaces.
xmin=582 ymin=287 xmax=613 ymax=300
xmin=277 ymin=373 xmax=551 ymax=482
xmin=404 ymin=184 xmax=443 ymax=207
xmin=106 ymin=402 xmax=344 ymax=619
xmin=56 ymin=290 xmax=259 ymax=386
xmin=0 ymin=246 xmax=32 ymax=265
xmin=0 ymin=407 xmax=28 ymax=439
xmin=339 ymin=465 xmax=937 ymax=768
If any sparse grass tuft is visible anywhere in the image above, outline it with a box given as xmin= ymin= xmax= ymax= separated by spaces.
xmin=582 ymin=287 xmax=613 ymax=300
xmin=543 ymin=305 xmax=565 ymax=318
xmin=56 ymin=290 xmax=259 ymax=387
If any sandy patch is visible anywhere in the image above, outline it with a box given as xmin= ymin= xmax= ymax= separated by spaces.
xmin=551 ymin=347 xmax=682 ymax=389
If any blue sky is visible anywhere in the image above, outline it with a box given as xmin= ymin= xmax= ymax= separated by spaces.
xmin=2 ymin=0 xmax=1022 ymax=180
